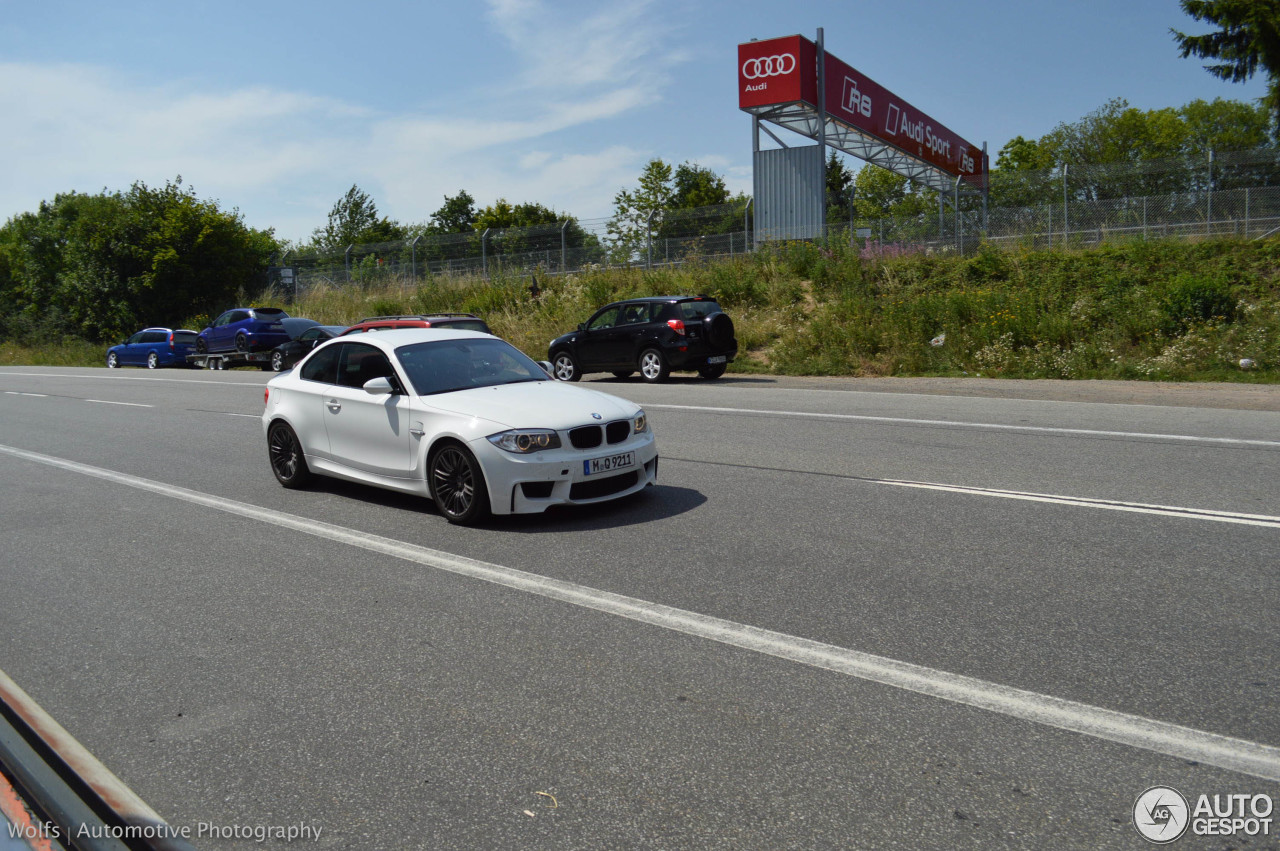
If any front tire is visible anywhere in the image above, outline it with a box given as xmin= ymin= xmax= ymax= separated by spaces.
xmin=106 ymin=352 xmax=119 ymax=368
xmin=268 ymin=422 xmax=312 ymax=488
xmin=146 ymin=352 xmax=159 ymax=369
xmin=429 ymin=443 xmax=490 ymax=525
xmin=196 ymin=338 xmax=208 ymax=354
xmin=271 ymin=350 xmax=286 ymax=371
xmin=552 ymin=351 xmax=581 ymax=382
xmin=638 ymin=348 xmax=670 ymax=383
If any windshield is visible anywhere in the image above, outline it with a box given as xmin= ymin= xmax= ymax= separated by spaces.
xmin=395 ymin=338 xmax=550 ymax=396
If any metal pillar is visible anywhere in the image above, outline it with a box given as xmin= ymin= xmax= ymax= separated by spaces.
xmin=560 ymin=220 xmax=569 ymax=272
xmin=411 ymin=235 xmax=421 ymax=279
xmin=816 ymin=27 xmax=828 ymax=235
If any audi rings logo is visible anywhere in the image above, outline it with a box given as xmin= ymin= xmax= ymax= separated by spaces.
xmin=742 ymin=54 xmax=795 ymax=79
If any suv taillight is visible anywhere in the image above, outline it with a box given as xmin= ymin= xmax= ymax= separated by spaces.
xmin=667 ymin=319 xmax=686 ymax=336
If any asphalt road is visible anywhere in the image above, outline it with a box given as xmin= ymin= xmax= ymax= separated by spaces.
xmin=0 ymin=366 xmax=1277 ymax=850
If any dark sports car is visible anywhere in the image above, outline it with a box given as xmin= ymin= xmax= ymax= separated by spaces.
xmin=269 ymin=320 xmax=347 ymax=371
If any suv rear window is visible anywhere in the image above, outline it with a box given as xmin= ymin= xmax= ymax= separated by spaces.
xmin=679 ymin=300 xmax=722 ymax=319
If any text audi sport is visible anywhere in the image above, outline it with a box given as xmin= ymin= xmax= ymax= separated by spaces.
xmin=262 ymin=328 xmax=658 ymax=524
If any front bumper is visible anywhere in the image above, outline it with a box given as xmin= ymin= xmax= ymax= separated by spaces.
xmin=469 ymin=431 xmax=659 ymax=515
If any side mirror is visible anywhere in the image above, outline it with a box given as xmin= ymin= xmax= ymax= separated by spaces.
xmin=362 ymin=376 xmax=394 ymax=395
xmin=577 ymin=323 xmax=587 ymax=332
xmin=537 ymin=360 xmax=555 ymax=377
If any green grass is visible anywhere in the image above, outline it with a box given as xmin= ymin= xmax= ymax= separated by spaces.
xmin=8 ymin=237 xmax=1280 ymax=381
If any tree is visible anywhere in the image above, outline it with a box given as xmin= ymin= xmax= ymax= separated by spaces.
xmin=672 ymin=162 xmax=730 ymax=208
xmin=825 ymin=151 xmax=856 ymax=227
xmin=1174 ymin=0 xmax=1280 ymax=136
xmin=311 ymin=184 xmax=405 ymax=250
xmin=429 ymin=190 xmax=478 ymax=234
xmin=0 ymin=179 xmax=278 ymax=342
xmin=607 ymin=159 xmax=675 ymax=261
xmin=472 ymin=199 xmax=566 ymax=231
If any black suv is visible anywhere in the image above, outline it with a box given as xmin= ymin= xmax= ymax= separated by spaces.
xmin=549 ymin=296 xmax=737 ymax=383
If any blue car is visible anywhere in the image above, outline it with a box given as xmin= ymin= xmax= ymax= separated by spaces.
xmin=106 ymin=328 xmax=199 ymax=369
xmin=196 ymin=307 xmax=291 ymax=354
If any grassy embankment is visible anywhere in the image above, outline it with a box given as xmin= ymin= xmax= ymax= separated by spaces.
xmin=5 ymin=238 xmax=1278 ymax=381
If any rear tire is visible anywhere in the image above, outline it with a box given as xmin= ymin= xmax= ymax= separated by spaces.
xmin=429 ymin=443 xmax=490 ymax=525
xmin=638 ymin=348 xmax=669 ymax=383
xmin=268 ymin=422 xmax=312 ymax=488
xmin=146 ymin=352 xmax=159 ymax=369
xmin=271 ymin=350 xmax=286 ymax=371
xmin=552 ymin=351 xmax=580 ymax=382
xmin=235 ymin=332 xmax=250 ymax=353
xmin=698 ymin=363 xmax=726 ymax=379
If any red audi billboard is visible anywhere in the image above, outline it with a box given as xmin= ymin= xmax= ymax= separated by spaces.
xmin=738 ymin=35 xmax=984 ymax=185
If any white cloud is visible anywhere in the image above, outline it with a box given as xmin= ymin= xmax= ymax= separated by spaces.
xmin=0 ymin=1 xmax=689 ymax=242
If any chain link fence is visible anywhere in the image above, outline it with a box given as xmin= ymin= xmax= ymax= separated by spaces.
xmin=273 ymin=148 xmax=1280 ymax=295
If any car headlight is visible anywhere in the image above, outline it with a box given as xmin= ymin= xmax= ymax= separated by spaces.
xmin=487 ymin=429 xmax=562 ymax=454
xmin=633 ymin=410 xmax=648 ymax=434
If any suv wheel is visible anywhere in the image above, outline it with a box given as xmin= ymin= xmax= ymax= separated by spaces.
xmin=552 ymin=351 xmax=580 ymax=382
xmin=638 ymin=348 xmax=670 ymax=383
xmin=698 ymin=364 xmax=726 ymax=380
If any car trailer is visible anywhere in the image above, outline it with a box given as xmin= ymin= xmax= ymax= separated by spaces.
xmin=186 ymin=350 xmax=274 ymax=370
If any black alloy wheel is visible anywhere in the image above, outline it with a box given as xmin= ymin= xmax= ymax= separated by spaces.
xmin=430 ymin=444 xmax=490 ymax=524
xmin=195 ymin=338 xmax=207 ymax=354
xmin=552 ymin=351 xmax=580 ymax=382
xmin=268 ymin=422 xmax=312 ymax=488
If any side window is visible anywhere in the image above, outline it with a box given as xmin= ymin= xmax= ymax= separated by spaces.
xmin=229 ymin=310 xmax=250 ymax=324
xmin=300 ymin=344 xmax=341 ymax=384
xmin=212 ymin=313 xmax=231 ymax=327
xmin=299 ymin=328 xmax=322 ymax=342
xmin=127 ymin=332 xmax=145 ymax=344
xmin=141 ymin=331 xmax=167 ymax=344
xmin=336 ymin=344 xmax=394 ymax=389
xmin=588 ymin=307 xmax=621 ymax=331
xmin=619 ymin=304 xmax=650 ymax=326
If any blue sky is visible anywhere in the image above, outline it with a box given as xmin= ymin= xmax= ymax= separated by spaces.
xmin=0 ymin=0 xmax=1267 ymax=244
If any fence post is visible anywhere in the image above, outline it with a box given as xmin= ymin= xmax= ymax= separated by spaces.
xmin=744 ymin=198 xmax=753 ymax=251
xmin=1206 ymin=148 xmax=1214 ymax=237
xmin=481 ymin=228 xmax=490 ymax=279
xmin=1142 ymin=196 xmax=1147 ymax=240
xmin=1246 ymin=187 xmax=1251 ymax=236
xmin=1062 ymin=164 xmax=1069 ymax=249
xmin=646 ymin=210 xmax=655 ymax=269
xmin=411 ymin=235 xmax=422 ymax=281
xmin=560 ymin=220 xmax=568 ymax=273
xmin=344 ymin=245 xmax=352 ymax=283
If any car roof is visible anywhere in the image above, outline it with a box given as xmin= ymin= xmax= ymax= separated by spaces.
xmin=608 ymin=295 xmax=712 ymax=305
xmin=140 ymin=327 xmax=197 ymax=333
xmin=354 ymin=313 xmax=481 ymax=322
xmin=322 ymin=327 xmax=496 ymax=352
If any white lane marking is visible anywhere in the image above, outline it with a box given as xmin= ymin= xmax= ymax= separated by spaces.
xmin=4 ymin=392 xmax=47 ymax=397
xmin=2 ymin=442 xmax=1278 ymax=782
xmin=84 ymin=399 xmax=153 ymax=408
xmin=873 ymin=479 xmax=1280 ymax=528
xmin=647 ymin=403 xmax=1280 ymax=448
xmin=224 ymin=413 xmax=260 ymax=419
xmin=0 ymin=370 xmax=263 ymax=387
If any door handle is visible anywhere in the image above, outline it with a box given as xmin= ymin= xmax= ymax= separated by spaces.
xmin=326 ymin=398 xmax=341 ymax=411
xmin=410 ymin=421 xmax=425 ymax=437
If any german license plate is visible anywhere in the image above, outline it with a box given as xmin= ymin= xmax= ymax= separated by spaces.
xmin=708 ymin=355 xmax=727 ymax=364
xmin=584 ymin=451 xmax=635 ymax=476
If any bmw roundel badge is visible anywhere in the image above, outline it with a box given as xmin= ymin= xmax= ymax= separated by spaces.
xmin=592 ymin=413 xmax=603 ymax=420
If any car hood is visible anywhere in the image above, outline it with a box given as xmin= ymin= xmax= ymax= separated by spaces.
xmin=422 ymin=381 xmax=640 ymax=430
